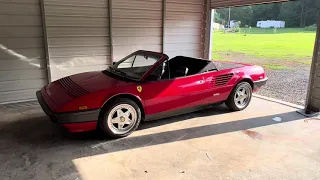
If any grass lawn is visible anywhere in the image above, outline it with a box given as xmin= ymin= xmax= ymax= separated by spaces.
xmin=212 ymin=28 xmax=316 ymax=68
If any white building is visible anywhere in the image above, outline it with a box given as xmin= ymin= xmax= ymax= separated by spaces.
xmin=256 ymin=20 xmax=285 ymax=28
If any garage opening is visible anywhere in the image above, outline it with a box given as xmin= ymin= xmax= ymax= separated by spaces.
xmin=211 ymin=0 xmax=318 ymax=106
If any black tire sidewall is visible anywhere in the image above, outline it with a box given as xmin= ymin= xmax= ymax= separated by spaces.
xmin=100 ymin=98 xmax=141 ymax=138
xmin=226 ymin=82 xmax=252 ymax=111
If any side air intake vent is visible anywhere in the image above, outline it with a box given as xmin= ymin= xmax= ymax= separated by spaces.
xmin=215 ymin=73 xmax=233 ymax=86
xmin=59 ymin=77 xmax=88 ymax=97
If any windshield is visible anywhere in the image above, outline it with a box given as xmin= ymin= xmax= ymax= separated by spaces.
xmin=107 ymin=51 xmax=162 ymax=80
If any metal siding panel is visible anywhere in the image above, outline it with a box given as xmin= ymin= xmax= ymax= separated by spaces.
xmin=165 ymin=0 xmax=205 ymax=58
xmin=0 ymin=79 xmax=46 ymax=93
xmin=0 ymin=59 xmax=46 ymax=70
xmin=0 ymin=15 xmax=42 ymax=26
xmin=113 ymin=9 xmax=162 ymax=19
xmin=166 ymin=11 xmax=204 ymax=20
xmin=0 ymin=38 xmax=43 ymax=48
xmin=113 ymin=0 xmax=162 ymax=10
xmin=0 ymin=69 xmax=47 ymax=81
xmin=165 ymin=27 xmax=203 ymax=35
xmin=165 ymin=43 xmax=203 ymax=52
xmin=45 ymin=16 xmax=109 ymax=27
xmin=50 ymin=56 xmax=110 ymax=66
xmin=0 ymin=48 xmax=45 ymax=60
xmin=47 ymin=27 xmax=110 ymax=37
xmin=44 ymin=0 xmax=108 ymax=7
xmin=0 ymin=1 xmax=47 ymax=104
xmin=0 ymin=3 xmax=40 ymax=15
xmin=165 ymin=35 xmax=202 ymax=43
xmin=166 ymin=19 xmax=203 ymax=27
xmin=112 ymin=0 xmax=163 ymax=60
xmin=167 ymin=2 xmax=204 ymax=12
xmin=45 ymin=1 xmax=112 ymax=80
xmin=0 ymin=89 xmax=41 ymax=103
xmin=50 ymin=65 xmax=107 ymax=80
xmin=48 ymin=37 xmax=110 ymax=47
xmin=49 ymin=47 xmax=110 ymax=58
xmin=0 ymin=27 xmax=43 ymax=38
xmin=45 ymin=5 xmax=109 ymax=17
xmin=113 ymin=45 xmax=162 ymax=61
xmin=113 ymin=19 xmax=162 ymax=28
xmin=113 ymin=36 xmax=162 ymax=45
xmin=113 ymin=27 xmax=162 ymax=37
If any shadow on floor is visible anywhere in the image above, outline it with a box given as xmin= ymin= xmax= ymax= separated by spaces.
xmin=0 ymin=104 xmax=305 ymax=179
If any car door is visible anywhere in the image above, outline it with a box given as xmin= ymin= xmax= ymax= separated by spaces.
xmin=141 ymin=66 xmax=208 ymax=118
xmin=202 ymin=69 xmax=236 ymax=104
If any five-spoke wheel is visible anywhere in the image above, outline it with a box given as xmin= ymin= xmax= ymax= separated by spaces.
xmin=100 ymin=98 xmax=141 ymax=138
xmin=226 ymin=82 xmax=252 ymax=111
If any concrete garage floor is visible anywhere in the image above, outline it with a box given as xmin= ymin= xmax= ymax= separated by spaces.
xmin=0 ymin=97 xmax=320 ymax=180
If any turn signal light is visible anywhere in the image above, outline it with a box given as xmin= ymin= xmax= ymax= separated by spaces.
xmin=79 ymin=106 xmax=88 ymax=110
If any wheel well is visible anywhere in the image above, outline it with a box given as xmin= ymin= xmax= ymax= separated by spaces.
xmin=99 ymin=94 xmax=145 ymax=121
xmin=239 ymin=78 xmax=253 ymax=89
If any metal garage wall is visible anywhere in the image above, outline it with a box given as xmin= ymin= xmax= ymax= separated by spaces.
xmin=0 ymin=0 xmax=47 ymax=104
xmin=43 ymin=0 xmax=111 ymax=81
xmin=111 ymin=0 xmax=163 ymax=61
xmin=210 ymin=0 xmax=289 ymax=8
xmin=164 ymin=0 xmax=207 ymax=59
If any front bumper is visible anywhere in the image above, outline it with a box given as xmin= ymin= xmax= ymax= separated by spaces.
xmin=36 ymin=90 xmax=99 ymax=132
xmin=253 ymin=78 xmax=268 ymax=90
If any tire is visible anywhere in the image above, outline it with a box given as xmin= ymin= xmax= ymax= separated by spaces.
xmin=99 ymin=98 xmax=141 ymax=138
xmin=225 ymin=82 xmax=252 ymax=111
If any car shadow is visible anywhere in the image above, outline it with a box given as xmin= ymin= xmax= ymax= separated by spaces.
xmin=0 ymin=104 xmax=306 ymax=180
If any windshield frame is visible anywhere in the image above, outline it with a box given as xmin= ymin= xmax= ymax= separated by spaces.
xmin=108 ymin=50 xmax=167 ymax=81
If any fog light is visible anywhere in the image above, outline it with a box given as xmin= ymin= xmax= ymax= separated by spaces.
xmin=79 ymin=106 xmax=88 ymax=110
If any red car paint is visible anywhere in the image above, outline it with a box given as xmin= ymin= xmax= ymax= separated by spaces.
xmin=39 ymin=51 xmax=266 ymax=133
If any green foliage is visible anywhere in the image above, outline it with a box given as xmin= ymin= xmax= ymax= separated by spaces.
xmin=304 ymin=24 xmax=317 ymax=31
xmin=214 ymin=1 xmax=319 ymax=28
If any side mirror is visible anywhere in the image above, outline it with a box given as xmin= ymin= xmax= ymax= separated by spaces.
xmin=112 ymin=61 xmax=116 ymax=65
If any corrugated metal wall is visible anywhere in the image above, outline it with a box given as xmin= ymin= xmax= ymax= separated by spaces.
xmin=111 ymin=0 xmax=163 ymax=61
xmin=43 ymin=0 xmax=111 ymax=81
xmin=210 ymin=0 xmax=289 ymax=8
xmin=164 ymin=0 xmax=206 ymax=58
xmin=0 ymin=0 xmax=47 ymax=104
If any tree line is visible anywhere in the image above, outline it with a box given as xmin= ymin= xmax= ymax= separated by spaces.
xmin=214 ymin=0 xmax=320 ymax=28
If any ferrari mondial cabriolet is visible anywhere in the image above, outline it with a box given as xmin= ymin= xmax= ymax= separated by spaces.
xmin=37 ymin=50 xmax=267 ymax=137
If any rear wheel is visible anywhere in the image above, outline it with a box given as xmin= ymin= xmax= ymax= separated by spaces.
xmin=100 ymin=98 xmax=141 ymax=138
xmin=225 ymin=82 xmax=252 ymax=111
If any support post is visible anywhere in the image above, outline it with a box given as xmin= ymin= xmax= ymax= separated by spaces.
xmin=303 ymin=17 xmax=320 ymax=115
xmin=39 ymin=0 xmax=51 ymax=83
xmin=162 ymin=0 xmax=166 ymax=54
xmin=108 ymin=0 xmax=114 ymax=63
xmin=203 ymin=0 xmax=211 ymax=59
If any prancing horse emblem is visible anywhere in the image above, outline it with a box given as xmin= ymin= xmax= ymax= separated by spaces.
xmin=137 ymin=86 xmax=142 ymax=92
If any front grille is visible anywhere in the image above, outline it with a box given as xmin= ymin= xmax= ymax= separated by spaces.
xmin=58 ymin=77 xmax=88 ymax=97
xmin=215 ymin=73 xmax=233 ymax=86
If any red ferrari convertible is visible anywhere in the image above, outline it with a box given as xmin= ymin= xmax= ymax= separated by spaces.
xmin=37 ymin=50 xmax=267 ymax=137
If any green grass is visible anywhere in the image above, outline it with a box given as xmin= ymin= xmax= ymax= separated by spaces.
xmin=212 ymin=28 xmax=316 ymax=60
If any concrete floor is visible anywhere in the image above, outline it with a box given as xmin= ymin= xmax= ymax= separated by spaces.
xmin=0 ymin=97 xmax=319 ymax=180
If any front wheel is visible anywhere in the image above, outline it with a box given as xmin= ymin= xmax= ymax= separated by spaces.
xmin=100 ymin=98 xmax=141 ymax=138
xmin=225 ymin=82 xmax=252 ymax=111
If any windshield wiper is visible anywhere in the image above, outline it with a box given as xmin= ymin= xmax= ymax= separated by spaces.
xmin=109 ymin=67 xmax=127 ymax=76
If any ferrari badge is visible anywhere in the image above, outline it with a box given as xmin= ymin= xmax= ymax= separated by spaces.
xmin=137 ymin=86 xmax=142 ymax=92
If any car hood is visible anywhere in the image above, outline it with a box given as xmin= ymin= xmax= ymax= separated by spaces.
xmin=68 ymin=71 xmax=128 ymax=93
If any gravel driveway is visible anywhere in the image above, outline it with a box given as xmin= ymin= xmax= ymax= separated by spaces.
xmin=255 ymin=67 xmax=310 ymax=106
xmin=216 ymin=52 xmax=311 ymax=106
